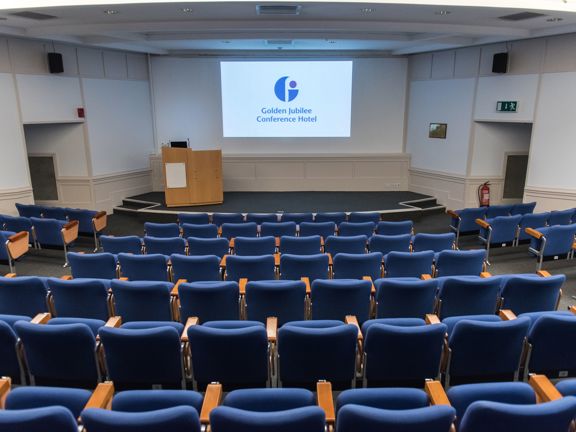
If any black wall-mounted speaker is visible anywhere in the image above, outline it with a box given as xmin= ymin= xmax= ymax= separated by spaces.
xmin=47 ymin=52 xmax=64 ymax=74
xmin=492 ymin=52 xmax=508 ymax=74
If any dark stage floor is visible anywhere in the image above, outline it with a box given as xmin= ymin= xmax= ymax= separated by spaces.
xmin=124 ymin=191 xmax=437 ymax=213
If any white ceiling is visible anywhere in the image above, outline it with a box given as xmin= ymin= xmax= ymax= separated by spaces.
xmin=0 ymin=1 xmax=575 ymax=55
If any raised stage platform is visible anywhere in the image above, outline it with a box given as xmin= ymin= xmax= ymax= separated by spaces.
xmin=114 ymin=191 xmax=445 ymax=222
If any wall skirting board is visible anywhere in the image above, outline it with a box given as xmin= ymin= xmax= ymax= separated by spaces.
xmin=524 ymin=186 xmax=576 ymax=212
xmin=151 ymin=153 xmax=411 ymax=192
xmin=0 ymin=187 xmax=34 ymax=215
xmin=93 ymin=169 xmax=152 ymax=213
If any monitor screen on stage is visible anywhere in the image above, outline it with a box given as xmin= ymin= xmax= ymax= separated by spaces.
xmin=220 ymin=61 xmax=353 ymax=138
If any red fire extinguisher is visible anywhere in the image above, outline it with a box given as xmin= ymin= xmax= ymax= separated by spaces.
xmin=478 ymin=182 xmax=490 ymax=207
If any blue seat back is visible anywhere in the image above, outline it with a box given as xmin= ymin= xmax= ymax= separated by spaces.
xmin=5 ymin=386 xmax=92 ymax=419
xmin=518 ymin=212 xmax=550 ymax=241
xmin=0 ymin=231 xmax=14 ymax=261
xmin=332 ymin=252 xmax=383 ymax=280
xmin=338 ymin=222 xmax=375 ymax=237
xmin=118 ymin=253 xmax=169 ymax=281
xmin=48 ymin=278 xmax=110 ymax=321
xmin=437 ymin=277 xmax=500 ymax=319
xmin=221 ymin=222 xmax=258 ymax=239
xmin=281 ymin=213 xmax=314 ymax=224
xmin=261 ymin=222 xmax=297 ymax=237
xmin=0 ymin=406 xmax=79 ymax=432
xmin=31 ymin=217 xmax=66 ymax=247
xmin=144 ymin=222 xmax=180 ymax=238
xmin=179 ymin=281 xmax=239 ymax=323
xmin=279 ymin=253 xmax=329 ymax=282
xmin=179 ymin=213 xmax=210 ymax=225
xmin=384 ymin=251 xmax=434 ymax=278
xmin=144 ymin=237 xmax=187 ymax=256
xmin=212 ymin=213 xmax=244 ymax=226
xmin=450 ymin=208 xmax=487 ymax=233
xmin=364 ymin=322 xmax=447 ymax=385
xmin=0 ymin=277 xmax=48 ymax=316
xmin=16 ymin=203 xmax=44 ymax=218
xmin=42 ymin=207 xmax=67 ymax=221
xmin=99 ymin=326 xmax=184 ymax=387
xmin=458 ymin=397 xmax=576 ymax=432
xmin=412 ymin=233 xmax=455 ymax=252
xmin=68 ymin=252 xmax=117 ymax=279
xmin=170 ymin=254 xmax=221 ymax=282
xmin=223 ymin=388 xmax=315 ymax=412
xmin=482 ymin=215 xmax=522 ymax=244
xmin=376 ymin=220 xmax=413 ymax=235
xmin=279 ymin=235 xmax=322 ymax=255
xmin=448 ymin=317 xmax=530 ymax=383
xmin=111 ymin=280 xmax=173 ymax=322
xmin=234 ymin=236 xmax=276 ymax=256
xmin=0 ymin=321 xmax=21 ymax=383
xmin=311 ymin=279 xmax=372 ymax=324
xmin=100 ymin=235 xmax=142 ymax=255
xmin=66 ymin=209 xmax=97 ymax=234
xmin=531 ymin=224 xmax=576 ymax=257
xmin=499 ymin=274 xmax=565 ymax=314
xmin=435 ymin=250 xmax=486 ymax=277
xmin=349 ymin=212 xmax=381 ymax=223
xmin=245 ymin=280 xmax=306 ymax=325
xmin=210 ymin=406 xmax=325 ymax=432
xmin=299 ymin=222 xmax=336 ymax=239
xmin=375 ymin=278 xmax=438 ymax=318
xmin=278 ymin=322 xmax=357 ymax=387
xmin=336 ymin=387 xmax=430 ymax=412
xmin=2 ymin=215 xmax=33 ymax=236
xmin=369 ymin=234 xmax=411 ymax=255
xmin=324 ymin=235 xmax=366 ymax=256
xmin=187 ymin=237 xmax=229 ymax=258
xmin=246 ymin=213 xmax=278 ymax=224
xmin=548 ymin=209 xmax=576 ymax=226
xmin=15 ymin=321 xmax=99 ymax=384
xmin=225 ymin=255 xmax=276 ymax=282
xmin=83 ymin=406 xmax=200 ymax=432
xmin=511 ymin=202 xmax=536 ymax=215
xmin=181 ymin=223 xmax=218 ymax=239
xmin=187 ymin=322 xmax=269 ymax=387
xmin=111 ymin=389 xmax=203 ymax=413
xmin=315 ymin=212 xmax=346 ymax=225
xmin=486 ymin=205 xmax=513 ymax=218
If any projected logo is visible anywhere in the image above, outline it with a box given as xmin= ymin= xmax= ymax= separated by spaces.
xmin=274 ymin=76 xmax=299 ymax=102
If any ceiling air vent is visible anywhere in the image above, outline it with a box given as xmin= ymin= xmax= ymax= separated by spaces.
xmin=9 ymin=11 xmax=58 ymax=20
xmin=498 ymin=11 xmax=547 ymax=21
xmin=266 ymin=39 xmax=293 ymax=46
xmin=256 ymin=5 xmax=302 ymax=15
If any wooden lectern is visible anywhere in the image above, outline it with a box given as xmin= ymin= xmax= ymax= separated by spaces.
xmin=162 ymin=147 xmax=223 ymax=207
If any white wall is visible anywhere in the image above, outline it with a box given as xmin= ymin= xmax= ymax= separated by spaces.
xmin=470 ymin=122 xmax=532 ymax=177
xmin=24 ymin=123 xmax=89 ymax=177
xmin=151 ymin=57 xmax=408 ymax=155
xmin=83 ymin=78 xmax=155 ymax=176
xmin=406 ymin=78 xmax=476 ymax=176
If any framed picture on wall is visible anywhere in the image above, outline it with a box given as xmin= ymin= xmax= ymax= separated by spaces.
xmin=429 ymin=123 xmax=447 ymax=139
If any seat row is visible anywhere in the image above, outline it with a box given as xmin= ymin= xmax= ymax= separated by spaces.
xmin=1 ymin=375 xmax=575 ymax=432
xmin=65 ymin=249 xmax=488 ymax=283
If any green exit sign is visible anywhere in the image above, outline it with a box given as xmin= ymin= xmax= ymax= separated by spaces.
xmin=496 ymin=101 xmax=518 ymax=112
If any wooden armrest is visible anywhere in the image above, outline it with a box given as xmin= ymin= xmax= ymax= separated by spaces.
xmin=362 ymin=276 xmax=375 ymax=295
xmin=105 ymin=316 xmax=122 ymax=328
xmin=480 ymin=272 xmax=492 ymax=278
xmin=8 ymin=231 xmax=28 ymax=242
xmin=274 ymin=253 xmax=280 ymax=266
xmin=266 ymin=316 xmax=278 ymax=343
xmin=537 ymin=270 xmax=552 ymax=278
xmin=7 ymin=231 xmax=29 ymax=260
xmin=62 ymin=220 xmax=80 ymax=244
xmin=31 ymin=313 xmax=51 ymax=324
xmin=425 ymin=314 xmax=441 ymax=325
xmin=525 ymin=227 xmax=543 ymax=240
xmin=326 ymin=253 xmax=333 ymax=266
xmin=569 ymin=305 xmax=576 ymax=315
xmin=275 ymin=237 xmax=280 ymax=247
xmin=529 ymin=374 xmax=562 ymax=402
xmin=301 ymin=277 xmax=311 ymax=295
xmin=316 ymin=381 xmax=335 ymax=426
xmin=119 ymin=277 xmax=129 ymax=281
xmin=83 ymin=382 xmax=114 ymax=411
xmin=421 ymin=274 xmax=432 ymax=280
xmin=499 ymin=309 xmax=517 ymax=321
xmin=229 ymin=238 xmax=235 ymax=249
xmin=425 ymin=380 xmax=451 ymax=406
xmin=63 ymin=220 xmax=79 ymax=230
xmin=93 ymin=211 xmax=107 ymax=232
xmin=181 ymin=316 xmax=199 ymax=343
xmin=0 ymin=377 xmax=11 ymax=409
xmin=239 ymin=278 xmax=247 ymax=295
xmin=345 ymin=315 xmax=363 ymax=342
xmin=476 ymin=218 xmax=490 ymax=229
xmin=4 ymin=273 xmax=17 ymax=278
xmin=171 ymin=279 xmax=187 ymax=297
xmin=60 ymin=275 xmax=73 ymax=280
xmin=446 ymin=210 xmax=460 ymax=218
xmin=220 ymin=255 xmax=227 ymax=269
xmin=217 ymin=227 xmax=222 ymax=236
xmin=200 ymin=383 xmax=222 ymax=425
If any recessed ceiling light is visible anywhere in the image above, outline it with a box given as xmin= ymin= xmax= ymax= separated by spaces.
xmin=360 ymin=7 xmax=374 ymax=13
xmin=181 ymin=7 xmax=193 ymax=13
xmin=435 ymin=10 xmax=451 ymax=15
xmin=222 ymin=40 xmax=231 ymax=44
xmin=546 ymin=17 xmax=563 ymax=22
xmin=103 ymin=9 xmax=118 ymax=15
xmin=326 ymin=40 xmax=336 ymax=44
